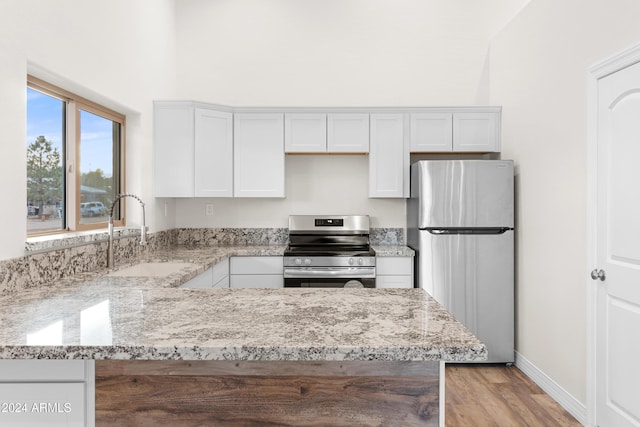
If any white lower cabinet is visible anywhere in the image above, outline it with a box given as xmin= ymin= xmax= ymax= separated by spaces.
xmin=0 ymin=360 xmax=94 ymax=427
xmin=376 ymin=257 xmax=414 ymax=289
xmin=213 ymin=258 xmax=230 ymax=288
xmin=229 ymin=257 xmax=284 ymax=289
xmin=181 ymin=259 xmax=229 ymax=289
xmin=181 ymin=267 xmax=214 ymax=289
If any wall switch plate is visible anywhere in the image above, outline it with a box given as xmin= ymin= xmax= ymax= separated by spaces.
xmin=205 ymin=204 xmax=214 ymax=216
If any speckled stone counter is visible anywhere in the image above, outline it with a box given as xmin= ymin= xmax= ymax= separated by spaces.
xmin=0 ymin=245 xmax=484 ymax=362
xmin=372 ymin=245 xmax=415 ymax=257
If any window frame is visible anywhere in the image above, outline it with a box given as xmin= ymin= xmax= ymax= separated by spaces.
xmin=27 ymin=75 xmax=126 ymax=236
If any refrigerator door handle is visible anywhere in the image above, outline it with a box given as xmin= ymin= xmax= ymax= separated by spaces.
xmin=425 ymin=227 xmax=512 ymax=235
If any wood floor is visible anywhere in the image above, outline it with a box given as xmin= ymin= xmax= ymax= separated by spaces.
xmin=446 ymin=364 xmax=582 ymax=426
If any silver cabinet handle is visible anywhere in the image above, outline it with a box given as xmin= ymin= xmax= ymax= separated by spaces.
xmin=590 ymin=269 xmax=606 ymax=281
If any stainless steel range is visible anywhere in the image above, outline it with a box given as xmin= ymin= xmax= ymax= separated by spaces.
xmin=284 ymin=215 xmax=376 ymax=288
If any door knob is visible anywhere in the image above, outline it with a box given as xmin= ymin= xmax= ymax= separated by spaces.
xmin=590 ymin=269 xmax=606 ymax=281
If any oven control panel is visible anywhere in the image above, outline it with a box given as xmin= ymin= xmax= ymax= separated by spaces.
xmin=314 ymin=218 xmax=344 ymax=227
xmin=283 ymin=256 xmax=376 ymax=267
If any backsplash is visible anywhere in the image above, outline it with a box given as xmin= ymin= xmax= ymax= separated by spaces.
xmin=1 ymin=227 xmax=404 ymax=294
xmin=370 ymin=228 xmax=404 ymax=245
xmin=1 ymin=231 xmax=175 ymax=295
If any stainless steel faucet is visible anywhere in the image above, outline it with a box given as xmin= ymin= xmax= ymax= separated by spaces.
xmin=107 ymin=194 xmax=146 ymax=268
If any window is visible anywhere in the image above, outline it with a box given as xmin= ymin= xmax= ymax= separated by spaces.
xmin=26 ymin=76 xmax=126 ymax=236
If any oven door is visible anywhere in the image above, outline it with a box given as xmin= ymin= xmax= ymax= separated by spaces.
xmin=283 ymin=267 xmax=376 ymax=288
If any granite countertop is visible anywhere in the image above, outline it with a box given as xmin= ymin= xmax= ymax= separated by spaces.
xmin=0 ymin=245 xmax=484 ymax=362
xmin=372 ymin=245 xmax=415 ymax=257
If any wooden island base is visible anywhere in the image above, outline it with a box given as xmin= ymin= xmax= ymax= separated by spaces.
xmin=95 ymin=360 xmax=441 ymax=426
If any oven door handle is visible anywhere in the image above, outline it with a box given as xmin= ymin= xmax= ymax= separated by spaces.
xmin=283 ymin=267 xmax=376 ymax=279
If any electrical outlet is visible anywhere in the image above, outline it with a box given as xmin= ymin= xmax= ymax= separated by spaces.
xmin=205 ymin=204 xmax=214 ymax=216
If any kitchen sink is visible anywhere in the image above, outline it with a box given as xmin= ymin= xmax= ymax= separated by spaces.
xmin=106 ymin=262 xmax=196 ymax=277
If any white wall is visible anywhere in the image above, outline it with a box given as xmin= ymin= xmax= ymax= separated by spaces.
xmin=490 ymin=0 xmax=640 ymax=404
xmin=0 ymin=0 xmax=177 ymax=260
xmin=175 ymin=0 xmax=530 ymax=106
xmin=173 ymin=0 xmax=528 ymax=229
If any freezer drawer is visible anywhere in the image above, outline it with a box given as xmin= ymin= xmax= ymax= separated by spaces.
xmin=411 ymin=160 xmax=514 ymax=229
xmin=417 ymin=230 xmax=514 ymax=363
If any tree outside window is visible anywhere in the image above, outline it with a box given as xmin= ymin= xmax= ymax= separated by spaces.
xmin=27 ymin=135 xmax=63 ymax=220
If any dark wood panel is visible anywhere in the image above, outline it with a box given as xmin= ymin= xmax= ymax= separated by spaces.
xmin=96 ymin=359 xmax=440 ymax=378
xmin=96 ymin=361 xmax=440 ymax=427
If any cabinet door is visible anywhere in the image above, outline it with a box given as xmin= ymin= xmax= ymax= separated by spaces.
xmin=452 ymin=112 xmax=500 ymax=152
xmin=285 ymin=113 xmax=327 ymax=153
xmin=195 ymin=109 xmax=233 ymax=197
xmin=327 ymin=113 xmax=369 ymax=153
xmin=376 ymin=256 xmax=414 ymax=288
xmin=212 ymin=258 xmax=230 ymax=284
xmin=377 ymin=257 xmax=413 ymax=275
xmin=409 ymin=113 xmax=452 ymax=152
xmin=234 ymin=114 xmax=285 ymax=197
xmin=213 ymin=275 xmax=230 ymax=288
xmin=230 ymin=257 xmax=283 ymax=275
xmin=369 ymin=114 xmax=407 ymax=198
xmin=154 ymin=103 xmax=195 ymax=197
xmin=180 ymin=267 xmax=213 ymax=288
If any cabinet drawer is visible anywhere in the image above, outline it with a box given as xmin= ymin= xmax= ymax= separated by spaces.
xmin=0 ymin=382 xmax=86 ymax=426
xmin=376 ymin=257 xmax=413 ymax=275
xmin=230 ymin=257 xmax=283 ymax=275
xmin=230 ymin=275 xmax=283 ymax=289
xmin=376 ymin=275 xmax=414 ymax=289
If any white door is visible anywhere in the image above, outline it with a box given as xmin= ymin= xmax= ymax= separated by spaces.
xmin=594 ymin=59 xmax=640 ymax=427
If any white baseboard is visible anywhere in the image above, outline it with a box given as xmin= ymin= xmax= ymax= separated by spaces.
xmin=515 ymin=351 xmax=586 ymax=425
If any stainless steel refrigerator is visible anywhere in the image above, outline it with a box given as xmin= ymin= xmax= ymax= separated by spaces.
xmin=407 ymin=160 xmax=514 ymax=363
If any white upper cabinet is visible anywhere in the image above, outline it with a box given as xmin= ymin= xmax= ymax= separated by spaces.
xmin=452 ymin=112 xmax=500 ymax=152
xmin=154 ymin=102 xmax=195 ymax=197
xmin=233 ymin=113 xmax=285 ymax=198
xmin=410 ymin=109 xmax=501 ymax=153
xmin=327 ymin=113 xmax=370 ymax=153
xmin=369 ymin=113 xmax=408 ymax=198
xmin=156 ymin=102 xmax=501 ymax=200
xmin=284 ymin=113 xmax=327 ymax=153
xmin=410 ymin=113 xmax=453 ymax=152
xmin=154 ymin=102 xmax=233 ymax=198
xmin=194 ymin=108 xmax=233 ymax=197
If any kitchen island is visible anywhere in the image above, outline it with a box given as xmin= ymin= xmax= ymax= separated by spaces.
xmin=0 ymin=247 xmax=486 ymax=426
